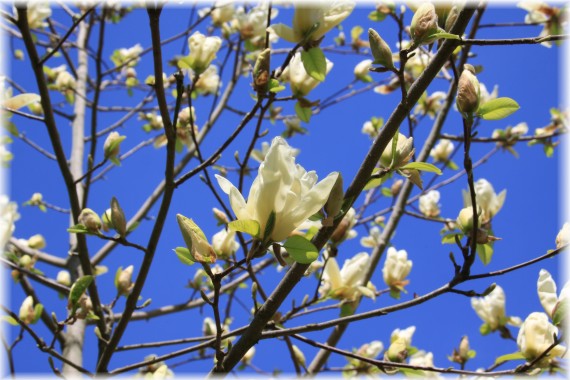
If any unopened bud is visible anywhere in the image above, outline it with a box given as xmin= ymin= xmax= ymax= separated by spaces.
xmin=410 ymin=3 xmax=439 ymax=45
xmin=325 ymin=174 xmax=344 ymax=220
xmin=111 ymin=197 xmax=127 ymax=238
xmin=386 ymin=337 xmax=408 ymax=362
xmin=27 ymin=234 xmax=46 ymax=250
xmin=212 ymin=208 xmax=229 ymax=225
xmin=242 ymin=346 xmax=256 ymax=365
xmin=459 ymin=336 xmax=470 ymax=360
xmin=456 ymin=64 xmax=480 ymax=116
xmin=456 ymin=206 xmax=480 ymax=234
xmin=79 ymin=208 xmax=102 ymax=233
xmin=19 ymin=254 xmax=34 ymax=270
xmin=28 ymin=102 xmax=43 ymax=116
xmin=391 ymin=179 xmax=404 ymax=196
xmin=368 ymin=28 xmax=394 ymax=69
xmin=116 ymin=265 xmax=134 ymax=296
xmin=292 ymin=345 xmax=306 ymax=367
xmin=19 ymin=296 xmax=35 ymax=324
xmin=56 ymin=270 xmax=71 ymax=287
xmin=103 ymin=132 xmax=126 ymax=161
xmin=253 ymin=48 xmax=270 ymax=93
xmin=444 ymin=6 xmax=459 ymax=32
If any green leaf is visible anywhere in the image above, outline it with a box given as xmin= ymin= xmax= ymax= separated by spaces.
xmin=446 ymin=160 xmax=459 ymax=170
xmin=368 ymin=10 xmax=387 ymax=22
xmin=389 ymin=288 xmax=401 ymax=299
xmin=400 ymin=162 xmax=442 ymax=175
xmin=381 ymin=187 xmax=392 ymax=197
xmin=295 ymin=101 xmax=312 ymax=123
xmin=468 ymin=349 xmax=477 ymax=359
xmin=2 ymin=316 xmax=19 ymax=326
xmin=3 ymin=121 xmax=19 ymax=137
xmin=283 ymin=235 xmax=319 ymax=264
xmin=476 ymin=243 xmax=493 ymax=265
xmin=479 ymin=323 xmax=491 ymax=335
xmin=477 ymin=97 xmax=520 ymax=120
xmin=268 ymin=79 xmax=285 ymax=93
xmin=553 ymin=299 xmax=567 ymax=326
xmin=544 ymin=144 xmax=554 ymax=158
xmin=300 ymin=48 xmax=327 ymax=82
xmin=340 ymin=302 xmax=356 ymax=317
xmin=428 ymin=32 xmax=460 ymax=40
xmin=364 ymin=168 xmax=389 ymax=190
xmin=494 ymin=351 xmax=525 ymax=365
xmin=174 ymin=247 xmax=195 ymax=266
xmin=228 ymin=219 xmax=260 ymax=238
xmin=67 ymin=224 xmax=89 ymax=234
xmin=308 ymin=211 xmax=324 ymax=221
xmin=69 ymin=275 xmax=93 ymax=313
xmin=263 ymin=211 xmax=276 ymax=242
xmin=441 ymin=233 xmax=461 ymax=244
xmin=114 ymin=266 xmax=122 ymax=288
xmin=32 ymin=303 xmax=43 ymax=324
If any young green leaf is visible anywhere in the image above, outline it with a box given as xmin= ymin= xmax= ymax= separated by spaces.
xmin=477 ymin=97 xmax=520 ymax=120
xmin=68 ymin=275 xmax=94 ymax=312
xmin=283 ymin=235 xmax=319 ymax=264
xmin=400 ymin=162 xmax=442 ymax=175
xmin=494 ymin=351 xmax=525 ymax=365
xmin=228 ymin=219 xmax=260 ymax=238
xmin=476 ymin=243 xmax=493 ymax=265
xmin=174 ymin=247 xmax=195 ymax=266
xmin=300 ymin=48 xmax=327 ymax=82
xmin=295 ymin=101 xmax=312 ymax=123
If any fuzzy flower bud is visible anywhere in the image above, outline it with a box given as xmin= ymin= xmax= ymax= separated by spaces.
xmin=382 ymin=247 xmax=412 ymax=293
xmin=78 ymin=208 xmax=102 ymax=233
xmin=116 ymin=265 xmax=134 ymax=296
xmin=368 ymin=28 xmax=394 ymax=69
xmin=410 ymin=3 xmax=439 ymax=45
xmin=456 ymin=206 xmax=479 ymax=233
xmin=456 ymin=64 xmax=480 ymax=116
xmin=56 ymin=270 xmax=71 ymax=287
xmin=430 ymin=140 xmax=454 ymax=162
xmin=103 ymin=132 xmax=126 ymax=162
xmin=253 ymin=48 xmax=271 ymax=93
xmin=419 ymin=190 xmax=440 ymax=218
xmin=27 ymin=234 xmax=46 ymax=250
xmin=19 ymin=296 xmax=37 ymax=325
xmin=380 ymin=133 xmax=414 ymax=169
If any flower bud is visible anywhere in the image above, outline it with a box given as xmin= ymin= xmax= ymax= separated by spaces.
xmin=410 ymin=3 xmax=439 ymax=45
xmin=212 ymin=208 xmax=229 ymax=225
xmin=177 ymin=214 xmax=217 ymax=263
xmin=28 ymin=101 xmax=43 ymax=115
xmin=30 ymin=193 xmax=43 ymax=205
xmin=19 ymin=296 xmax=36 ymax=325
xmin=459 ymin=336 xmax=470 ymax=361
xmin=354 ymin=59 xmax=373 ymax=81
xmin=110 ymin=197 xmax=127 ymax=238
xmin=203 ymin=317 xmax=216 ymax=336
xmin=103 ymin=132 xmax=126 ymax=162
xmin=102 ymin=208 xmax=112 ymax=232
xmin=56 ymin=270 xmax=71 ymax=287
xmin=187 ymin=31 xmax=222 ymax=75
xmin=27 ymin=234 xmax=46 ymax=250
xmin=241 ymin=346 xmax=256 ymax=365
xmin=380 ymin=133 xmax=414 ymax=168
xmin=368 ymin=28 xmax=394 ymax=69
xmin=76 ymin=295 xmax=93 ymax=319
xmin=556 ymin=222 xmax=570 ymax=249
xmin=324 ymin=174 xmax=344 ymax=221
xmin=78 ymin=208 xmax=102 ymax=233
xmin=391 ymin=179 xmax=403 ymax=197
xmin=444 ymin=6 xmax=459 ymax=32
xmin=292 ymin=345 xmax=306 ymax=367
xmin=419 ymin=190 xmax=441 ymax=218
xmin=386 ymin=337 xmax=407 ymax=362
xmin=253 ymin=48 xmax=270 ymax=93
xmin=456 ymin=64 xmax=480 ymax=116
xmin=212 ymin=228 xmax=239 ymax=258
xmin=116 ymin=265 xmax=134 ymax=296
xmin=430 ymin=140 xmax=454 ymax=162
xmin=19 ymin=254 xmax=34 ymax=270
xmin=456 ymin=206 xmax=480 ymax=233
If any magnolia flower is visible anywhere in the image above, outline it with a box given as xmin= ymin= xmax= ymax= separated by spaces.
xmin=419 ymin=190 xmax=441 ymax=218
xmin=517 ymin=312 xmax=566 ymax=365
xmin=344 ymin=340 xmax=384 ymax=376
xmin=233 ymin=5 xmax=277 ymax=46
xmin=320 ymin=252 xmax=376 ymax=301
xmin=471 ymin=285 xmax=521 ymax=332
xmin=241 ymin=346 xmax=256 ymax=365
xmin=456 ymin=64 xmax=480 ymax=115
xmin=281 ymin=52 xmax=333 ymax=97
xmin=27 ymin=234 xmax=46 ymax=250
xmin=537 ymin=269 xmax=569 ymax=319
xmin=194 ymin=65 xmax=221 ymax=95
xmin=54 ymin=70 xmax=76 ymax=91
xmin=353 ymin=59 xmax=372 ymax=81
xmin=211 ymin=228 xmax=239 ymax=258
xmin=103 ymin=132 xmax=126 ymax=163
xmin=382 ymin=247 xmax=412 ymax=293
xmin=199 ymin=1 xmax=235 ymax=26
xmin=456 ymin=206 xmax=480 ymax=233
xmin=518 ymin=2 xmax=564 ymax=48
xmin=556 ymin=222 xmax=570 ymax=248
xmin=216 ymin=137 xmax=339 ymax=242
xmin=510 ymin=122 xmax=529 ymax=136
xmin=112 ymin=44 xmax=143 ymax=68
xmin=430 ymin=140 xmax=454 ymax=163
xmin=78 ymin=208 xmax=102 ymax=233
xmin=368 ymin=28 xmax=394 ymax=69
xmin=409 ymin=351 xmax=439 ymax=377
xmin=360 ymin=226 xmax=381 ymax=248
xmin=21 ymin=2 xmax=51 ymax=29
xmin=479 ymin=83 xmax=499 ymax=106
xmin=415 ymin=91 xmax=447 ymax=119
xmin=268 ymin=1 xmax=355 ymax=44
xmin=0 ymin=195 xmax=19 ymax=250
xmin=361 ymin=121 xmax=377 ymax=138
xmin=251 ymin=141 xmax=300 ymax=163
xmin=116 ymin=265 xmax=134 ymax=296
xmin=391 ymin=326 xmax=416 ymax=347
xmin=462 ymin=179 xmax=506 ymax=224
xmin=379 ymin=133 xmax=414 ymax=168
xmin=187 ymin=32 xmax=222 ymax=75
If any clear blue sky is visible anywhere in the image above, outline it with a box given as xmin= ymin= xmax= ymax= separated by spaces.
xmin=3 ymin=3 xmax=565 ymax=376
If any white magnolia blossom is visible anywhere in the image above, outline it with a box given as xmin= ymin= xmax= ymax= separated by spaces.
xmin=360 ymin=226 xmax=381 ymax=248
xmin=556 ymin=222 xmax=570 ymax=249
xmin=56 ymin=270 xmax=71 ymax=287
xmin=242 ymin=346 xmax=256 ymax=365
xmin=510 ymin=122 xmax=529 ymax=136
xmin=382 ymin=247 xmax=412 ymax=291
xmin=187 ymin=32 xmax=222 ymax=75
xmin=537 ymin=269 xmax=569 ymax=319
xmin=518 ymin=2 xmax=564 ymax=47
xmin=320 ymin=252 xmax=376 ymax=301
xmin=479 ymin=83 xmax=499 ymax=106
xmin=19 ymin=2 xmax=51 ymax=29
xmin=430 ymin=139 xmax=454 ymax=162
xmin=391 ymin=326 xmax=416 ymax=347
xmin=281 ymin=52 xmax=333 ymax=97
xmin=268 ymin=1 xmax=355 ymax=44
xmin=194 ymin=65 xmax=221 ymax=95
xmin=199 ymin=1 xmax=235 ymax=26
xmin=462 ymin=179 xmax=506 ymax=224
xmin=115 ymin=44 xmax=143 ymax=67
xmin=251 ymin=141 xmax=300 ymax=163
xmin=216 ymin=137 xmax=339 ymax=242
xmin=0 ymin=195 xmax=19 ymax=251
xmin=419 ymin=190 xmax=441 ymax=218
xmin=354 ymin=59 xmax=372 ymax=80
xmin=409 ymin=351 xmax=439 ymax=377
xmin=19 ymin=296 xmax=37 ymax=325
xmin=233 ymin=5 xmax=277 ymax=45
xmin=54 ymin=70 xmax=76 ymax=91
xmin=380 ymin=133 xmax=414 ymax=168
xmin=517 ymin=312 xmax=566 ymax=365
xmin=415 ymin=91 xmax=447 ymax=119
xmin=358 ymin=341 xmax=384 ymax=359
xmin=471 ymin=285 xmax=521 ymax=331
xmin=211 ymin=228 xmax=239 ymax=258
xmin=361 ymin=121 xmax=377 ymax=138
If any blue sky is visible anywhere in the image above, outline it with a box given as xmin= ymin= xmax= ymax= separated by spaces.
xmin=2 ymin=2 xmax=567 ymax=377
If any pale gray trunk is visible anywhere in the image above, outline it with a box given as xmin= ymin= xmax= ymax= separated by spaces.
xmin=62 ymin=18 xmax=89 ymax=376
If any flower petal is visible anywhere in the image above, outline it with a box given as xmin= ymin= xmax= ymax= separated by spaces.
xmin=537 ymin=269 xmax=558 ymax=318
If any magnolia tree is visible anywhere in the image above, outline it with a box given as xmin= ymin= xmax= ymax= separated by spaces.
xmin=0 ymin=1 xmax=568 ymax=378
